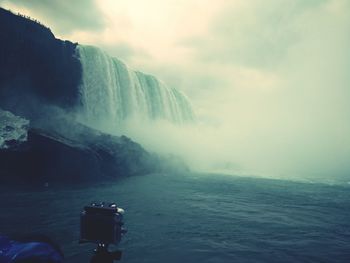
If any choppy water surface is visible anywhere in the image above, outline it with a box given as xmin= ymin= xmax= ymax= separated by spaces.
xmin=1 ymin=173 xmax=350 ymax=262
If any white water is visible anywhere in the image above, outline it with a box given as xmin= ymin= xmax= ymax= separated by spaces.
xmin=77 ymin=45 xmax=194 ymax=126
xmin=0 ymin=109 xmax=29 ymax=149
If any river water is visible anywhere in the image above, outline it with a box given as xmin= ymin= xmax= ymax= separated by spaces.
xmin=1 ymin=173 xmax=349 ymax=262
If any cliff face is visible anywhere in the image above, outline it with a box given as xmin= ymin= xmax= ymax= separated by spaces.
xmin=0 ymin=8 xmax=188 ymax=183
xmin=0 ymin=9 xmax=145 ymax=183
xmin=0 ymin=111 xmax=188 ymax=184
xmin=0 ymin=125 xmax=156 ymax=183
xmin=0 ymin=8 xmax=81 ymax=119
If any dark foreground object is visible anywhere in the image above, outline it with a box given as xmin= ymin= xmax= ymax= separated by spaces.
xmin=80 ymin=203 xmax=126 ymax=263
xmin=0 ymin=235 xmax=63 ymax=263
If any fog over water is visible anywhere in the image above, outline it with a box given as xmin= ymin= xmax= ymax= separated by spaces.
xmin=2 ymin=0 xmax=350 ymax=181
xmin=120 ymin=1 xmax=350 ymax=181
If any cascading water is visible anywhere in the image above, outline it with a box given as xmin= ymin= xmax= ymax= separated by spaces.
xmin=77 ymin=45 xmax=194 ymax=126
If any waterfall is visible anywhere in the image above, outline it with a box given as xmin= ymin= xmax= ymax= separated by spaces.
xmin=77 ymin=45 xmax=194 ymax=126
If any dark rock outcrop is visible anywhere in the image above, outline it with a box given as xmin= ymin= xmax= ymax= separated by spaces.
xmin=0 ymin=7 xmax=81 ymax=119
xmin=0 ymin=111 xmax=189 ymax=184
xmin=0 ymin=120 xmax=156 ymax=183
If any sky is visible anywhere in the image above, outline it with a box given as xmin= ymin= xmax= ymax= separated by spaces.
xmin=1 ymin=0 xmax=350 ymax=180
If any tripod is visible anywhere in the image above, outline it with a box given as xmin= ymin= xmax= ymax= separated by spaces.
xmin=90 ymin=243 xmax=122 ymax=263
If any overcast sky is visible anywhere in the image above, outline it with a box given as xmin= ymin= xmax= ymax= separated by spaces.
xmin=1 ymin=0 xmax=350 ymax=179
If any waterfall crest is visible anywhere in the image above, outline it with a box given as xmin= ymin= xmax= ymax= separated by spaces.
xmin=78 ymin=45 xmax=194 ymax=125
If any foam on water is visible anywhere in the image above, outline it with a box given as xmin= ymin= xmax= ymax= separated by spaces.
xmin=0 ymin=109 xmax=29 ymax=149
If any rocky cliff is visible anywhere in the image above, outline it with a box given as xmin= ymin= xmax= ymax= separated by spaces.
xmin=0 ymin=111 xmax=156 ymax=183
xmin=0 ymin=8 xmax=188 ymax=184
xmin=0 ymin=7 xmax=81 ymax=119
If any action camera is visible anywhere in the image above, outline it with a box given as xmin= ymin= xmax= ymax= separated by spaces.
xmin=80 ymin=202 xmax=126 ymax=245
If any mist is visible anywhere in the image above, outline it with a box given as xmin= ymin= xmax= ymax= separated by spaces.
xmin=72 ymin=1 xmax=349 ymax=183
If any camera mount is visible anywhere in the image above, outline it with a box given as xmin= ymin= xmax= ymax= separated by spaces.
xmin=80 ymin=202 xmax=126 ymax=263
xmin=90 ymin=243 xmax=122 ymax=263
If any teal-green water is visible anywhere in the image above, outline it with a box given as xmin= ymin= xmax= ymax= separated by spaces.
xmin=1 ymin=173 xmax=349 ymax=262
